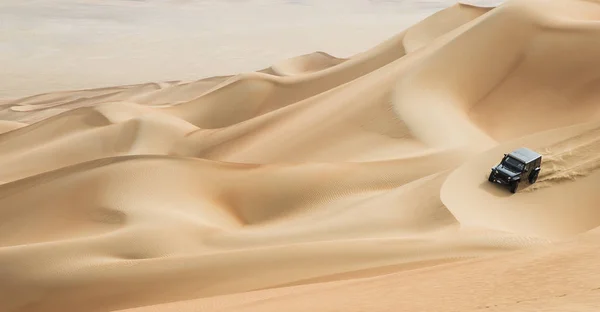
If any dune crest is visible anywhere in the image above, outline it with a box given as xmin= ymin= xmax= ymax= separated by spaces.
xmin=3 ymin=0 xmax=600 ymax=311
xmin=268 ymin=52 xmax=347 ymax=76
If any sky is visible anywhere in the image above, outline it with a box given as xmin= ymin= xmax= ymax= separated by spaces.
xmin=0 ymin=0 xmax=503 ymax=98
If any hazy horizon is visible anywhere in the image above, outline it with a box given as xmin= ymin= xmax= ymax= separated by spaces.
xmin=1 ymin=0 xmax=501 ymax=98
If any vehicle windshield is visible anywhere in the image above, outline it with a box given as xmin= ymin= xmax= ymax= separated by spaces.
xmin=502 ymin=156 xmax=525 ymax=172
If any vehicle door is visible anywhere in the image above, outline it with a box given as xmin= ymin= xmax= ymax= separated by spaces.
xmin=523 ymin=161 xmax=532 ymax=178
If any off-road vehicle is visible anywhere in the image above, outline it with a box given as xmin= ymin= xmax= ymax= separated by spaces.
xmin=488 ymin=147 xmax=542 ymax=193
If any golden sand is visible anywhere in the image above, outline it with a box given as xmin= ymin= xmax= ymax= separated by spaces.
xmin=2 ymin=1 xmax=600 ymax=311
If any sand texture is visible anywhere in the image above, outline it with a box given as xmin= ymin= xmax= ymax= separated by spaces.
xmin=3 ymin=0 xmax=600 ymax=311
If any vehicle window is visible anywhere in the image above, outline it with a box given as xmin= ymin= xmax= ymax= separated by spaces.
xmin=502 ymin=156 xmax=524 ymax=171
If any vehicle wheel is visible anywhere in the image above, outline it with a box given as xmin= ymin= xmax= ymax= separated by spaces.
xmin=529 ymin=170 xmax=539 ymax=184
xmin=488 ymin=172 xmax=494 ymax=182
xmin=509 ymin=181 xmax=518 ymax=193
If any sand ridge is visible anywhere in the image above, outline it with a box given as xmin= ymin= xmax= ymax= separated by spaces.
xmin=2 ymin=0 xmax=600 ymax=311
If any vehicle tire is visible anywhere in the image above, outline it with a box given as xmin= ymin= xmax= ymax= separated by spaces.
xmin=488 ymin=172 xmax=494 ymax=182
xmin=509 ymin=181 xmax=518 ymax=193
xmin=529 ymin=170 xmax=539 ymax=184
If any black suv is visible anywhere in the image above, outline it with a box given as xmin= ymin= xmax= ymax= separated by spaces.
xmin=488 ymin=147 xmax=542 ymax=193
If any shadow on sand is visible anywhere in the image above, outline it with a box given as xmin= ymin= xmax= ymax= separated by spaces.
xmin=478 ymin=174 xmax=535 ymax=198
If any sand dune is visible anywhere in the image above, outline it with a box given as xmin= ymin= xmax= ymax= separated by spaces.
xmin=268 ymin=52 xmax=347 ymax=76
xmin=112 ymin=228 xmax=600 ymax=312
xmin=3 ymin=0 xmax=600 ymax=311
xmin=0 ymin=120 xmax=26 ymax=134
xmin=441 ymin=120 xmax=600 ymax=239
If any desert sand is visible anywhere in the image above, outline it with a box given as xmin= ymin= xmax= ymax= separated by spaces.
xmin=2 ymin=0 xmax=600 ymax=311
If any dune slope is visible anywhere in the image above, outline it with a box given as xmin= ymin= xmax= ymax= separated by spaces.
xmin=3 ymin=0 xmax=600 ymax=311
